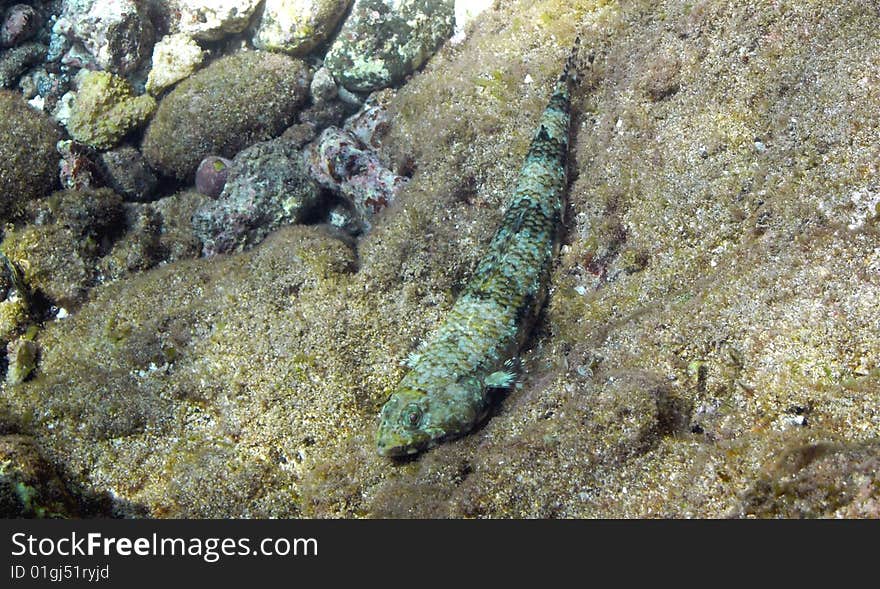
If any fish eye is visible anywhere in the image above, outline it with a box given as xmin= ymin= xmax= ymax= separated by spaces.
xmin=401 ymin=404 xmax=423 ymax=430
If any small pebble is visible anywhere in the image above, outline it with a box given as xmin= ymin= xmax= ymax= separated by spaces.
xmin=1 ymin=4 xmax=41 ymax=48
xmin=195 ymin=156 xmax=233 ymax=199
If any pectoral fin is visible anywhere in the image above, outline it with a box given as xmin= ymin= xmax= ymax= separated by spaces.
xmin=485 ymin=370 xmax=517 ymax=389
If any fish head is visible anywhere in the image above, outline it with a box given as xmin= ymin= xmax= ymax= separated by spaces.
xmin=376 ymin=387 xmax=436 ymax=457
xmin=376 ymin=377 xmax=486 ymax=457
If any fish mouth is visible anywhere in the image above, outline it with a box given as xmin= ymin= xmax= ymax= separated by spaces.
xmin=376 ymin=433 xmax=423 ymax=457
xmin=376 ymin=426 xmax=427 ymax=457
xmin=376 ymin=441 xmax=421 ymax=458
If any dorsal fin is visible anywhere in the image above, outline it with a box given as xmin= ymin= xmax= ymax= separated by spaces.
xmin=559 ymin=34 xmax=595 ymax=90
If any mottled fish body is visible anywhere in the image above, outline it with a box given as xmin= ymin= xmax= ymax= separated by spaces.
xmin=377 ymin=46 xmax=578 ymax=456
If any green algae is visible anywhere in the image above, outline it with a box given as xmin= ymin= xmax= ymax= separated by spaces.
xmin=1 ymin=189 xmax=124 ymax=309
xmin=67 ymin=71 xmax=156 ymax=150
xmin=5 ymin=339 xmax=37 ymax=386
xmin=0 ymin=435 xmax=77 ymax=518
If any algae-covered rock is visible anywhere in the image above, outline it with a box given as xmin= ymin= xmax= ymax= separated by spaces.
xmin=151 ymin=190 xmax=208 ymax=262
xmin=98 ymin=146 xmax=159 ymax=202
xmin=99 ymin=194 xmax=207 ymax=280
xmin=1 ymin=188 xmax=207 ymax=308
xmin=253 ymin=0 xmax=353 ymax=56
xmin=739 ymin=441 xmax=880 ymax=518
xmin=142 ymin=51 xmax=312 ymax=181
xmin=0 ymin=41 xmax=46 ymax=88
xmin=1 ymin=225 xmax=357 ymax=516
xmin=67 ymin=71 xmax=157 ymax=150
xmin=99 ymin=204 xmax=162 ymax=281
xmin=0 ymin=434 xmax=77 ymax=518
xmin=1 ymin=188 xmax=124 ymax=308
xmin=0 ymin=299 xmax=28 ymax=343
xmin=324 ymin=0 xmax=455 ymax=92
xmin=5 ymin=337 xmax=37 ymax=385
xmin=0 ymin=91 xmax=61 ymax=221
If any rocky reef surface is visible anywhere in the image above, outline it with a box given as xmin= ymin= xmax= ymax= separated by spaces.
xmin=1 ymin=0 xmax=879 ymax=518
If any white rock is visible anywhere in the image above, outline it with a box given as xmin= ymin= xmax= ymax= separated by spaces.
xmin=162 ymin=0 xmax=263 ymax=41
xmin=27 ymin=95 xmax=45 ymax=111
xmin=253 ymin=0 xmax=352 ymax=55
xmin=58 ymin=0 xmax=154 ymax=74
xmin=145 ymin=33 xmax=205 ymax=95
xmin=451 ymin=0 xmax=493 ymax=44
xmin=51 ymin=91 xmax=77 ymax=126
xmin=310 ymin=66 xmax=338 ymax=103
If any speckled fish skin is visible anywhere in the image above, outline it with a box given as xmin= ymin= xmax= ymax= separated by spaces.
xmin=377 ymin=50 xmax=576 ymax=457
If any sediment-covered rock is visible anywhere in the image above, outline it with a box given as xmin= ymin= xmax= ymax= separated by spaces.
xmin=0 ymin=90 xmax=60 ymax=221
xmin=142 ymin=51 xmax=311 ymax=181
xmin=66 ymin=71 xmax=156 ymax=150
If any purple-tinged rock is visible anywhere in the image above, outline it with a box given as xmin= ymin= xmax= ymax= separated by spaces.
xmin=57 ymin=139 xmax=101 ymax=191
xmin=195 ymin=156 xmax=232 ymax=199
xmin=59 ymin=42 xmax=96 ymax=70
xmin=1 ymin=4 xmax=41 ymax=48
xmin=192 ymin=139 xmax=324 ymax=256
xmin=305 ymin=126 xmax=407 ymax=225
xmin=344 ymin=103 xmax=391 ymax=149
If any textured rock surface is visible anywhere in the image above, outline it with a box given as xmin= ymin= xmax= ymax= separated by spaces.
xmin=192 ymin=139 xmax=324 ymax=256
xmin=253 ymin=0 xmax=352 ymax=56
xmin=306 ymin=124 xmax=406 ymax=224
xmin=2 ymin=0 xmax=880 ymax=519
xmin=1 ymin=188 xmax=125 ymax=309
xmin=66 ymin=71 xmax=156 ymax=150
xmin=6 ymin=337 xmax=37 ymax=385
xmin=145 ymin=33 xmax=205 ymax=96
xmin=324 ymin=0 xmax=455 ymax=92
xmin=0 ymin=90 xmax=60 ymax=221
xmin=98 ymin=146 xmax=159 ymax=202
xmin=737 ymin=441 xmax=880 ymax=518
xmin=194 ymin=156 xmax=232 ymax=199
xmin=162 ymin=0 xmax=263 ymax=41
xmin=57 ymin=139 xmax=101 ymax=191
xmin=1 ymin=3 xmax=41 ymax=48
xmin=56 ymin=0 xmax=154 ymax=74
xmin=0 ymin=42 xmax=46 ymax=89
xmin=452 ymin=0 xmax=493 ymax=42
xmin=142 ymin=51 xmax=312 ymax=181
xmin=0 ymin=434 xmax=78 ymax=518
